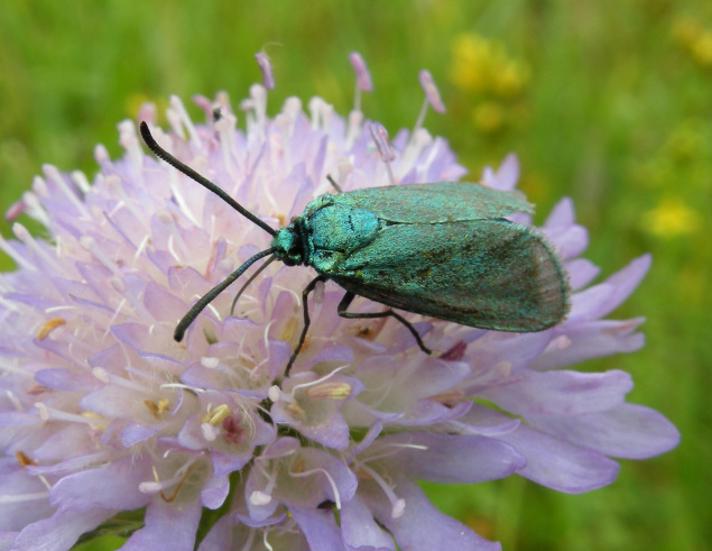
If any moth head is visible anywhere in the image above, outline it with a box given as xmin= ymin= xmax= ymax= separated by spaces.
xmin=272 ymin=222 xmax=304 ymax=266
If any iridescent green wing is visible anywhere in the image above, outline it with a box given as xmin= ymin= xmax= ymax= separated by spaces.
xmin=329 ymin=219 xmax=569 ymax=332
xmin=335 ymin=182 xmax=532 ymax=223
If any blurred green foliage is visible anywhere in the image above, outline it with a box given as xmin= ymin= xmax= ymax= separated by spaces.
xmin=0 ymin=1 xmax=709 ymax=550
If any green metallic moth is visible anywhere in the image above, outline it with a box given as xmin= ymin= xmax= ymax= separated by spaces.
xmin=140 ymin=122 xmax=569 ymax=375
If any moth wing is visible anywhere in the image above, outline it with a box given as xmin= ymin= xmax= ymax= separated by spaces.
xmin=330 ymin=219 xmax=569 ymax=331
xmin=336 ymin=182 xmax=532 ymax=223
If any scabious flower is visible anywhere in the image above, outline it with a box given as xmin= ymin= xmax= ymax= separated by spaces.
xmin=0 ymin=54 xmax=678 ymax=551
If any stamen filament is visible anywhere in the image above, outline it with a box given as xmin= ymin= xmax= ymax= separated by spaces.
xmin=289 ymin=466 xmax=342 ymax=510
xmin=0 ymin=491 xmax=49 ymax=505
xmin=359 ymin=464 xmax=405 ymax=519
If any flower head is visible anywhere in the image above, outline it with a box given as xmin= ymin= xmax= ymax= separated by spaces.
xmin=0 ymin=54 xmax=678 ymax=550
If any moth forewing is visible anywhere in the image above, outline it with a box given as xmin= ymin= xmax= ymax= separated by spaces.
xmin=323 ymin=218 xmax=569 ymax=332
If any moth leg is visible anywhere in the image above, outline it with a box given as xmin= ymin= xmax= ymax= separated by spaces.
xmin=337 ymin=292 xmax=432 ymax=355
xmin=326 ymin=174 xmax=343 ymax=193
xmin=285 ymin=275 xmax=328 ymax=376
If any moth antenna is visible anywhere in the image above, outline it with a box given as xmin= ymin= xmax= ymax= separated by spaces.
xmin=139 ymin=121 xmax=277 ymax=236
xmin=326 ymin=174 xmax=343 ymax=193
xmin=175 ymin=247 xmax=277 ymax=342
xmin=230 ymin=254 xmax=277 ymax=316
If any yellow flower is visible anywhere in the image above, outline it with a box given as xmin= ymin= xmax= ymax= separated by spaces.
xmin=450 ymin=33 xmax=528 ymax=97
xmin=672 ymin=17 xmax=703 ymax=48
xmin=493 ymin=60 xmax=529 ymax=98
xmin=692 ymin=31 xmax=712 ymax=67
xmin=643 ymin=198 xmax=702 ymax=237
xmin=450 ymin=34 xmax=492 ymax=92
xmin=472 ymin=101 xmax=504 ymax=134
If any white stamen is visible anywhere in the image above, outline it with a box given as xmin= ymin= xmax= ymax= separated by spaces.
xmin=5 ymin=390 xmax=23 ymax=411
xmin=13 ymin=223 xmax=62 ymax=272
xmin=161 ymin=382 xmax=206 ymax=394
xmin=289 ymin=365 xmax=350 ymax=398
xmin=71 ymin=170 xmax=91 ymax=194
xmin=133 ymin=234 xmax=150 ymax=263
xmin=263 ymin=531 xmax=274 ymax=551
xmin=169 ymin=95 xmax=201 ymax=148
xmin=102 ymin=298 xmax=127 ymax=340
xmin=201 ymin=356 xmax=220 ymax=369
xmin=92 ymin=367 xmax=149 ymax=394
xmin=167 ymin=234 xmax=181 ymax=262
xmin=359 ymin=464 xmax=405 ymax=519
xmin=0 ymin=491 xmax=49 ymax=505
xmin=34 ymin=403 xmax=99 ymax=427
xmin=140 ymin=458 xmax=197 ymax=495
xmin=206 ymin=302 xmax=221 ymax=321
xmin=363 ymin=443 xmax=429 ymax=463
xmin=170 ymin=179 xmax=201 ymax=227
xmin=289 ymin=466 xmax=342 ymax=510
xmin=268 ymin=385 xmax=281 ymax=403
xmin=201 ymin=423 xmax=219 ymax=441
xmin=21 ymin=192 xmax=51 ymax=227
xmin=249 ymin=490 xmax=273 ymax=506
xmin=239 ymin=529 xmax=256 ymax=551
xmin=308 ymin=97 xmax=334 ymax=130
xmin=44 ymin=305 xmax=76 ymax=314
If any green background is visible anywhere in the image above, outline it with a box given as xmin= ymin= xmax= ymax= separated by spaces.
xmin=1 ymin=1 xmax=709 ymax=550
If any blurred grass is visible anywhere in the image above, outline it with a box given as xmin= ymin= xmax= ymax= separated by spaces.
xmin=0 ymin=1 xmax=709 ymax=549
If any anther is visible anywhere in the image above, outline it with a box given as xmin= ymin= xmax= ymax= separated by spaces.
xmin=306 ymin=382 xmax=352 ymax=400
xmin=255 ymin=52 xmax=275 ymax=90
xmin=35 ymin=318 xmax=66 ymax=341
xmin=368 ymin=122 xmax=396 ymax=185
xmin=414 ymin=69 xmax=445 ymax=135
xmin=349 ymin=51 xmax=373 ymax=112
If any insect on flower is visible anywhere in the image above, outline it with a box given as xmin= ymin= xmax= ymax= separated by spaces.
xmin=140 ymin=121 xmax=569 ymax=375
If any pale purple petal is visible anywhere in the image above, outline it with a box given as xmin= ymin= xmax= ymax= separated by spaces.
xmin=121 ymin=499 xmax=202 ymax=551
xmin=50 ymin=457 xmax=151 ymax=511
xmin=481 ymin=369 xmax=633 ymax=416
xmin=481 ymin=154 xmax=519 ymax=191
xmin=566 ymin=258 xmax=600 ymax=290
xmin=367 ymin=477 xmax=500 ymax=551
xmin=545 ymin=197 xmax=575 ymax=228
xmin=341 ymin=494 xmax=395 ymax=550
xmin=0 ymin=468 xmax=53 ymax=531
xmin=530 ymin=319 xmax=645 ymax=370
xmin=11 ymin=507 xmax=113 ymax=551
xmin=378 ymin=432 xmax=525 ymax=483
xmin=291 ymin=507 xmax=347 ymax=551
xmin=530 ymin=404 xmax=680 ymax=459
xmin=497 ymin=424 xmax=619 ymax=493
xmin=0 ymin=63 xmax=676 ymax=551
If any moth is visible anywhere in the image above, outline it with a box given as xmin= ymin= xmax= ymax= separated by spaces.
xmin=140 ymin=122 xmax=569 ymax=375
